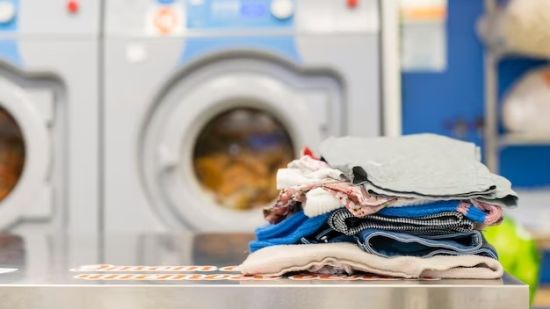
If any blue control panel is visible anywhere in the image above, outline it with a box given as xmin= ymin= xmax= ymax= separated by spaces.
xmin=186 ymin=0 xmax=294 ymax=29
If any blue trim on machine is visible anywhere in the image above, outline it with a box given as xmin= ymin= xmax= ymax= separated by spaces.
xmin=179 ymin=36 xmax=301 ymax=65
xmin=0 ymin=0 xmax=22 ymax=65
xmin=179 ymin=0 xmax=299 ymax=65
xmin=0 ymin=40 xmax=21 ymax=65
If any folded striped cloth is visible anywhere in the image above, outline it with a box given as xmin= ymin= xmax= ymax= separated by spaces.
xmin=328 ymin=208 xmax=475 ymax=236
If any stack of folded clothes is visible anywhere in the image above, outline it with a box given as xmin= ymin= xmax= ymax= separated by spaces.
xmin=239 ymin=134 xmax=517 ymax=279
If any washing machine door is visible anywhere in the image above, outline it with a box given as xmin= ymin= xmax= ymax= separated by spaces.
xmin=143 ymin=62 xmax=339 ymax=231
xmin=0 ymin=79 xmax=50 ymax=229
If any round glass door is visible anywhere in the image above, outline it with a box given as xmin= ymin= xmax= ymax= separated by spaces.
xmin=0 ymin=107 xmax=24 ymax=202
xmin=192 ymin=107 xmax=294 ymax=211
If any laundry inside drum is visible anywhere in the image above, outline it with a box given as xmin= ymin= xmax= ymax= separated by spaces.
xmin=0 ymin=107 xmax=25 ymax=202
xmin=193 ymin=107 xmax=294 ymax=211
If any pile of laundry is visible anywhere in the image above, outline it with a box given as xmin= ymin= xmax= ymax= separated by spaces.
xmin=239 ymin=134 xmax=517 ymax=279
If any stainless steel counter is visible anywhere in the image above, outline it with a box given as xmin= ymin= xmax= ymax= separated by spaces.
xmin=0 ymin=233 xmax=528 ymax=308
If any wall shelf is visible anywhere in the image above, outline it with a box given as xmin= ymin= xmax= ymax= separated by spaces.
xmin=499 ymin=134 xmax=550 ymax=147
xmin=483 ymin=0 xmax=550 ymax=171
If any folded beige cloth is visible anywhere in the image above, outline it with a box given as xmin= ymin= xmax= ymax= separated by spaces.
xmin=239 ymin=243 xmax=503 ymax=279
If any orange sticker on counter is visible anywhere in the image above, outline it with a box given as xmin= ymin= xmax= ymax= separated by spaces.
xmin=73 ymin=272 xmax=434 ymax=282
xmin=71 ymin=264 xmax=440 ymax=281
xmin=218 ymin=265 xmax=240 ymax=272
xmin=70 ymin=264 xmax=218 ymax=272
xmin=74 ymin=273 xmax=280 ymax=281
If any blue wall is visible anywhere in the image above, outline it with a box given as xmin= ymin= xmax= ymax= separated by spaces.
xmin=401 ymin=0 xmax=550 ymax=188
xmin=402 ymin=0 xmax=484 ymax=144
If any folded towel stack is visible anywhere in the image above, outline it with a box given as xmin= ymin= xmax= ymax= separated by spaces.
xmin=239 ymin=134 xmax=517 ymax=279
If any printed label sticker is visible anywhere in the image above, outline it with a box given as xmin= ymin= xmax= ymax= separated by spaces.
xmin=70 ymin=264 xmax=218 ymax=272
xmin=71 ymin=264 xmax=440 ymax=281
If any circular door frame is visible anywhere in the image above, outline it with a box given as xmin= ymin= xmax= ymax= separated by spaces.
xmin=142 ymin=71 xmax=321 ymax=231
xmin=0 ymin=79 xmax=50 ymax=229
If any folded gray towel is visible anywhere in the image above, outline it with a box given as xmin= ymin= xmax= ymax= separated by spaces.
xmin=320 ymin=134 xmax=517 ymax=206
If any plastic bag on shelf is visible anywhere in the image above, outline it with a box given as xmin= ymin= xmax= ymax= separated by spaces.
xmin=503 ymin=66 xmax=550 ymax=135
xmin=478 ymin=0 xmax=550 ymax=58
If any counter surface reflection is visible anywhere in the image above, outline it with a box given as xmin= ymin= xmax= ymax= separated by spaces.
xmin=0 ymin=233 xmax=528 ymax=308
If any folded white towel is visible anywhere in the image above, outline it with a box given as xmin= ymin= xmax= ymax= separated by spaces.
xmin=239 ymin=243 xmax=503 ymax=279
xmin=276 ymin=168 xmax=342 ymax=190
xmin=304 ymin=188 xmax=342 ymax=217
xmin=276 ymin=169 xmax=319 ymax=190
xmin=276 ymin=156 xmax=343 ymax=190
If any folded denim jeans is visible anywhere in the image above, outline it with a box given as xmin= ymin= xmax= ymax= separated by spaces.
xmin=355 ymin=229 xmax=498 ymax=259
xmin=328 ymin=208 xmax=475 ymax=236
xmin=300 ymin=226 xmax=356 ymax=244
xmin=250 ymin=211 xmax=329 ymax=252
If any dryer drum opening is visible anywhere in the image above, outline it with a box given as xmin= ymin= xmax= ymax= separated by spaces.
xmin=0 ymin=106 xmax=24 ymax=203
xmin=192 ymin=106 xmax=294 ymax=211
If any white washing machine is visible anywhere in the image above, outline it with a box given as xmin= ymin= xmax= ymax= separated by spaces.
xmin=104 ymin=0 xmax=392 ymax=233
xmin=0 ymin=0 xmax=100 ymax=235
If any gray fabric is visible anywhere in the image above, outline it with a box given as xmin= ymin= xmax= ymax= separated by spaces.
xmin=328 ymin=208 xmax=475 ymax=236
xmin=363 ymin=184 xmax=517 ymax=207
xmin=320 ymin=134 xmax=517 ymax=206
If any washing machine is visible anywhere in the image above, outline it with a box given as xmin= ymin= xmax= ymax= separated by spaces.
xmin=104 ymin=0 xmax=388 ymax=233
xmin=0 ymin=0 xmax=100 ymax=235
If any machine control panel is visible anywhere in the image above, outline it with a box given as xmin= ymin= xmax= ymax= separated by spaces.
xmin=187 ymin=0 xmax=294 ymax=29
xmin=105 ymin=0 xmax=379 ymax=36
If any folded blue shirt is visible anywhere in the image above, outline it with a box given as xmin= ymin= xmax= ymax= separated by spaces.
xmin=250 ymin=211 xmax=329 ymax=252
xmin=255 ymin=210 xmax=308 ymax=241
xmin=378 ymin=200 xmax=487 ymax=224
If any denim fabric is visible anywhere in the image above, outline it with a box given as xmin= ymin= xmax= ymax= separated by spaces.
xmin=249 ymin=211 xmax=329 ymax=252
xmin=329 ymin=208 xmax=475 ymax=236
xmin=378 ymin=200 xmax=487 ymax=223
xmin=299 ymin=226 xmax=355 ymax=244
xmin=355 ymin=229 xmax=498 ymax=259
